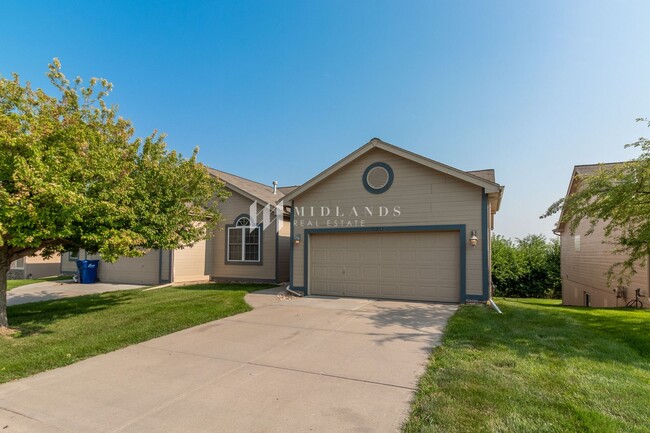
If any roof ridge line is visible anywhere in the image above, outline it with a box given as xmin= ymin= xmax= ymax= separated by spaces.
xmin=207 ymin=167 xmax=274 ymax=189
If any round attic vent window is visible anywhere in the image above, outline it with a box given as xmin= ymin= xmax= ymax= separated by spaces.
xmin=367 ymin=166 xmax=389 ymax=189
xmin=362 ymin=162 xmax=394 ymax=194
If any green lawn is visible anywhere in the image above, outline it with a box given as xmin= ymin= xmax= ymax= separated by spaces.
xmin=8 ymin=275 xmax=72 ymax=291
xmin=0 ymin=283 xmax=275 ymax=384
xmin=403 ymin=299 xmax=650 ymax=433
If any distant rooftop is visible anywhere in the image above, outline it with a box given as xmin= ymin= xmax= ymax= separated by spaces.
xmin=574 ymin=162 xmax=626 ymax=175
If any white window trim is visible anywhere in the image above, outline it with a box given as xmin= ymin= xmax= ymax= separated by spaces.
xmin=227 ymin=223 xmax=261 ymax=263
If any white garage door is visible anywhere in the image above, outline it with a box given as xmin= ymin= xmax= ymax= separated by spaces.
xmin=310 ymin=231 xmax=460 ymax=302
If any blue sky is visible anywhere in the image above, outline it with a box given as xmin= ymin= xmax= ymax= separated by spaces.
xmin=2 ymin=0 xmax=649 ymax=239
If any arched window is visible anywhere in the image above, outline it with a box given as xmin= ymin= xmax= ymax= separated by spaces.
xmin=227 ymin=215 xmax=261 ymax=263
xmin=236 ymin=216 xmax=251 ymax=227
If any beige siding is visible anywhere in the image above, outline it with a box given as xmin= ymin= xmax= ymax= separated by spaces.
xmin=561 ymin=218 xmax=649 ymax=307
xmin=21 ymin=254 xmax=61 ymax=278
xmin=61 ymin=251 xmax=80 ymax=273
xmin=91 ymin=251 xmax=160 ymax=285
xmin=210 ymin=188 xmax=277 ymax=281
xmin=276 ymin=217 xmax=291 ymax=282
xmin=173 ymin=240 xmax=210 ymax=283
xmin=292 ymin=148 xmax=486 ymax=296
xmin=160 ymin=250 xmax=172 ymax=282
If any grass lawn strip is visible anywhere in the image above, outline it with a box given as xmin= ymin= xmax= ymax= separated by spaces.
xmin=403 ymin=299 xmax=650 ymax=433
xmin=0 ymin=283 xmax=275 ymax=384
xmin=8 ymin=275 xmax=72 ymax=291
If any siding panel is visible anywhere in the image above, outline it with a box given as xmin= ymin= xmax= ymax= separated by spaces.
xmin=174 ymin=240 xmax=209 ymax=283
xmin=561 ymin=218 xmax=649 ymax=307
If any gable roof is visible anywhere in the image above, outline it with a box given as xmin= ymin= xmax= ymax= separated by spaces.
xmin=282 ymin=138 xmax=503 ymax=203
xmin=554 ymin=162 xmax=625 ymax=234
xmin=207 ymin=168 xmax=286 ymax=205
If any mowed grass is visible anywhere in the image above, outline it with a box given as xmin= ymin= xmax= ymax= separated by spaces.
xmin=0 ymin=283 xmax=275 ymax=384
xmin=403 ymin=299 xmax=650 ymax=433
xmin=8 ymin=275 xmax=72 ymax=291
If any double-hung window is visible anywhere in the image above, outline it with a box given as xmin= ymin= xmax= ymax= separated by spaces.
xmin=227 ymin=216 xmax=261 ymax=263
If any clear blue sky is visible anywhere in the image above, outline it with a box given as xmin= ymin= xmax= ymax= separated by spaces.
xmin=2 ymin=0 xmax=649 ymax=239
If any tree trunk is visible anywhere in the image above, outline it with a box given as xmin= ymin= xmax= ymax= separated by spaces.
xmin=0 ymin=262 xmax=8 ymax=328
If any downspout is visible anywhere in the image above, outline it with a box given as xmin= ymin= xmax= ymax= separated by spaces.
xmin=488 ymin=298 xmax=503 ymax=314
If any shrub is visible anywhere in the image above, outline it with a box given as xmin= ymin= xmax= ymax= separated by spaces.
xmin=491 ymin=234 xmax=561 ymax=298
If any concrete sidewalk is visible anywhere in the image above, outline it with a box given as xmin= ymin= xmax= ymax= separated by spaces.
xmin=0 ymin=288 xmax=457 ymax=432
xmin=7 ymin=280 xmax=146 ymax=306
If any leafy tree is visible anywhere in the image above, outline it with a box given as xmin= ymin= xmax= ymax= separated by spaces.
xmin=542 ymin=120 xmax=650 ymax=284
xmin=491 ymin=234 xmax=561 ymax=298
xmin=0 ymin=60 xmax=228 ymax=329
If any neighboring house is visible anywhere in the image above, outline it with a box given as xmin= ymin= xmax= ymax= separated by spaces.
xmin=283 ymin=138 xmax=504 ymax=303
xmin=61 ymin=170 xmax=292 ymax=285
xmin=60 ymin=248 xmax=205 ymax=286
xmin=555 ymin=163 xmax=649 ymax=308
xmin=8 ymin=254 xmax=61 ymax=280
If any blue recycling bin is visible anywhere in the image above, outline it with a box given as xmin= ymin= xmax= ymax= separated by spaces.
xmin=76 ymin=260 xmax=99 ymax=284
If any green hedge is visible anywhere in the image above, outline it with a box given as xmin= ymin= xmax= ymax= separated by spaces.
xmin=491 ymin=234 xmax=561 ymax=298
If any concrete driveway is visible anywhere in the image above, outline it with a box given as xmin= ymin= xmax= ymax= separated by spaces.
xmin=7 ymin=280 xmax=146 ymax=306
xmin=0 ymin=288 xmax=457 ymax=433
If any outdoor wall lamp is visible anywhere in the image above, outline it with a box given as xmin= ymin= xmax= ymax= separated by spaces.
xmin=469 ymin=230 xmax=479 ymax=247
xmin=294 ymin=234 xmax=301 ymax=245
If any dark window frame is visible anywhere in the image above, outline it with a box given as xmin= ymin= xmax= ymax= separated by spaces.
xmin=362 ymin=162 xmax=394 ymax=194
xmin=225 ymin=214 xmax=263 ymax=266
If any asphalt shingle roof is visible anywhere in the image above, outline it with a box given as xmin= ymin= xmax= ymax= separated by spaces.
xmin=207 ymin=168 xmax=287 ymax=204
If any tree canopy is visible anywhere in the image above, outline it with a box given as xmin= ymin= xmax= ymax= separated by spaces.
xmin=0 ymin=59 xmax=228 ymax=328
xmin=542 ymin=119 xmax=650 ymax=284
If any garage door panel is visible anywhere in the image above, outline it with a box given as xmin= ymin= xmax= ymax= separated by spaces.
xmin=312 ymin=265 xmax=328 ymax=278
xmin=362 ymin=267 xmax=379 ymax=279
xmin=417 ymin=250 xmax=436 ymax=262
xmin=346 ymin=266 xmax=362 ymax=279
xmin=381 ymin=250 xmax=398 ymax=262
xmin=345 ymin=282 xmax=364 ymax=296
xmin=362 ymin=253 xmax=378 ymax=264
xmin=327 ymin=250 xmax=345 ymax=263
xmin=361 ymin=282 xmax=379 ymax=296
xmin=418 ymin=268 xmax=435 ymax=279
xmin=398 ymin=250 xmax=417 ymax=263
xmin=379 ymin=282 xmax=401 ymax=298
xmin=398 ymin=267 xmax=418 ymax=279
xmin=310 ymin=231 xmax=460 ymax=302
xmin=327 ymin=266 xmax=344 ymax=280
